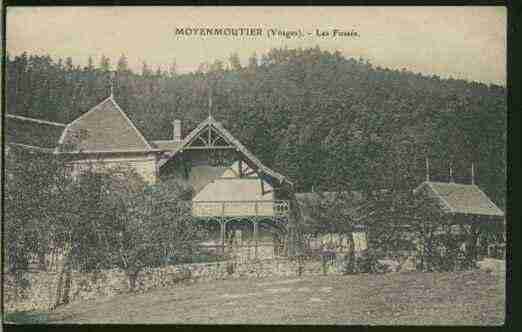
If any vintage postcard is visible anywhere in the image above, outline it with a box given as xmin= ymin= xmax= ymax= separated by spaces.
xmin=3 ymin=6 xmax=506 ymax=325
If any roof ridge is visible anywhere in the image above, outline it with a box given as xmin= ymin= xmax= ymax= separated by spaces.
xmin=56 ymin=96 xmax=113 ymax=151
xmin=412 ymin=180 xmax=429 ymax=194
xmin=6 ymin=114 xmax=67 ymax=127
xmin=8 ymin=142 xmax=56 ymax=153
xmin=66 ymin=96 xmax=113 ymax=127
xmin=474 ymin=186 xmax=504 ymax=214
xmin=426 ymin=181 xmax=455 ymax=213
xmin=212 ymin=121 xmax=291 ymax=185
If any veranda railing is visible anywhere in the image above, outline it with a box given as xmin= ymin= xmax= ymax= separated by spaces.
xmin=191 ymin=200 xmax=290 ymax=218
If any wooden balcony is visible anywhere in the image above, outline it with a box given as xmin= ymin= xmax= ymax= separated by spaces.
xmin=191 ymin=200 xmax=290 ymax=218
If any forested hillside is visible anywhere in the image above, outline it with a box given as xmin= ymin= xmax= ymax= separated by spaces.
xmin=5 ymin=47 xmax=506 ymax=207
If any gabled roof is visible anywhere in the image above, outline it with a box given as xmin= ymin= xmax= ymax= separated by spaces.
xmin=413 ymin=181 xmax=504 ymax=217
xmin=5 ymin=114 xmax=66 ymax=151
xmin=56 ymin=96 xmax=154 ymax=153
xmin=158 ymin=115 xmax=292 ymax=186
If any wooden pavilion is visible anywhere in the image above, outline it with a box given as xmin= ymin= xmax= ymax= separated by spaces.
xmin=152 ymin=114 xmax=294 ymax=256
xmin=413 ymin=179 xmax=505 ymax=262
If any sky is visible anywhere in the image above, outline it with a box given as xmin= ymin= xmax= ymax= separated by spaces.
xmin=6 ymin=6 xmax=506 ymax=85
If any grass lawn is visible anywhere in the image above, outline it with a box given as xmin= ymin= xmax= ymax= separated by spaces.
xmin=43 ymin=269 xmax=505 ymax=325
xmin=3 ymin=311 xmax=49 ymax=324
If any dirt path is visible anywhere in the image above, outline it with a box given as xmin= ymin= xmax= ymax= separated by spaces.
xmin=48 ymin=270 xmax=504 ymax=325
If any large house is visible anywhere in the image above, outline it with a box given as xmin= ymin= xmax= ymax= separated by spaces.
xmin=6 ymin=94 xmax=294 ymax=255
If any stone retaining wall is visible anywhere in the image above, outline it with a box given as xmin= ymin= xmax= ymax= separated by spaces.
xmin=4 ymin=258 xmax=333 ymax=313
xmin=4 ymin=271 xmax=62 ymax=313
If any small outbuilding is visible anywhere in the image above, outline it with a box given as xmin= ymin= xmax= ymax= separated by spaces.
xmin=413 ymin=180 xmax=505 ymax=263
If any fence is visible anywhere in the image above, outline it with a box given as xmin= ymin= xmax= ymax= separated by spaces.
xmin=22 ymin=247 xmax=67 ymax=273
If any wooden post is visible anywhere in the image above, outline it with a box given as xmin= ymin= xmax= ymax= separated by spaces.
xmin=426 ymin=157 xmax=430 ymax=181
xmin=253 ymin=220 xmax=259 ymax=258
xmin=220 ymin=220 xmax=227 ymax=255
xmin=287 ymin=226 xmax=293 ymax=257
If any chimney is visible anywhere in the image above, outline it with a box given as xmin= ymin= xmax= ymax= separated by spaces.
xmin=173 ymin=119 xmax=182 ymax=142
xmin=471 ymin=163 xmax=475 ymax=185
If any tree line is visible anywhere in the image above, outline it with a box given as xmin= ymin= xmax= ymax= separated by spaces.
xmin=5 ymin=47 xmax=506 ymax=207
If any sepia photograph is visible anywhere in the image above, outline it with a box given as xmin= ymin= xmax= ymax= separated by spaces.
xmin=2 ymin=5 xmax=507 ymax=325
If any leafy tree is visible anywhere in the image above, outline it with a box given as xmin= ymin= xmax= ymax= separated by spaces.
xmin=4 ymin=147 xmax=206 ymax=292
xmin=141 ymin=61 xmax=152 ymax=77
xmin=85 ymin=56 xmax=94 ymax=71
xmin=65 ymin=57 xmax=74 ymax=72
xmin=168 ymin=59 xmax=177 ymax=77
xmin=99 ymin=55 xmax=111 ymax=72
xmin=228 ymin=53 xmax=242 ymax=71
xmin=155 ymin=66 xmax=163 ymax=77
xmin=209 ymin=59 xmax=225 ymax=73
xmin=95 ymin=173 xmax=206 ymax=289
xmin=247 ymin=52 xmax=258 ymax=69
xmin=4 ymin=147 xmax=75 ymax=273
xmin=116 ymin=54 xmax=130 ymax=74
xmin=56 ymin=166 xmax=207 ymax=290
xmin=298 ymin=192 xmax=361 ymax=236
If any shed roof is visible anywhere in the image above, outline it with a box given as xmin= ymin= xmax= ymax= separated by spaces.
xmin=189 ymin=165 xmax=229 ymax=195
xmin=57 ymin=96 xmax=153 ymax=153
xmin=5 ymin=114 xmax=66 ymax=151
xmin=413 ymin=181 xmax=504 ymax=217
xmin=193 ymin=178 xmax=273 ymax=202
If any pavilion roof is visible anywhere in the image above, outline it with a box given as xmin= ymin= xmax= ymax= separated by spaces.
xmin=413 ymin=181 xmax=504 ymax=217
